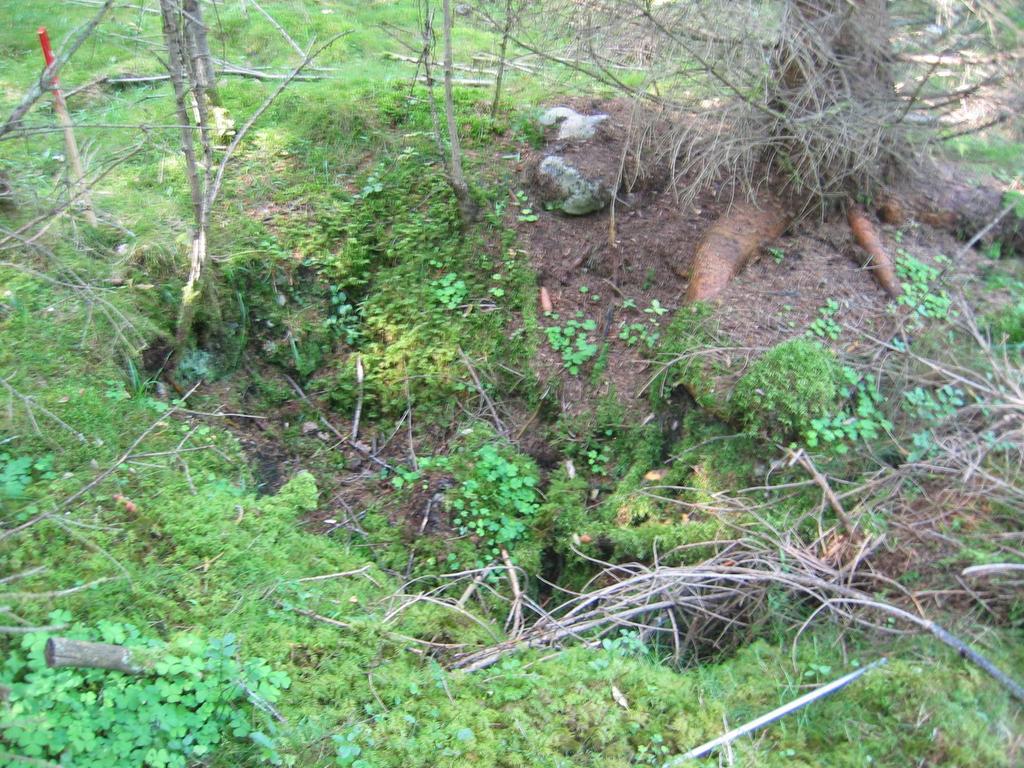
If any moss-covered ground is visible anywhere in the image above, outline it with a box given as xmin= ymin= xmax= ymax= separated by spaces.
xmin=2 ymin=2 xmax=1022 ymax=766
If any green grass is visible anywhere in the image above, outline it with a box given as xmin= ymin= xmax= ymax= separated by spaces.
xmin=2 ymin=2 xmax=1024 ymax=766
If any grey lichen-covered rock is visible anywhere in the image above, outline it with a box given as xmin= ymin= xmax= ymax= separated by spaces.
xmin=538 ymin=107 xmax=608 ymax=141
xmin=536 ymin=156 xmax=611 ymax=216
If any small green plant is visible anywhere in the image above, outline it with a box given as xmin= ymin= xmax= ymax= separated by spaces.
xmin=808 ymin=299 xmax=842 ymax=340
xmin=982 ymin=298 xmax=1024 ymax=345
xmin=768 ymin=246 xmax=786 ymax=264
xmin=634 ymin=733 xmax=670 ymax=766
xmin=0 ymin=451 xmax=55 ymax=502
xmin=1 ymin=620 xmax=290 ymax=768
xmin=514 ymin=190 xmax=538 ymax=222
xmin=588 ymin=630 xmax=646 ymax=671
xmin=104 ymin=379 xmax=131 ymax=401
xmin=176 ymin=348 xmax=214 ymax=384
xmin=324 ymin=285 xmax=361 ymax=345
xmin=585 ymin=445 xmax=611 ymax=476
xmin=618 ymin=321 xmax=660 ymax=349
xmin=447 ymin=444 xmax=540 ymax=563
xmin=333 ymin=723 xmax=376 ymax=767
xmin=903 ymin=384 xmax=966 ymax=461
xmin=357 ymin=174 xmax=384 ymax=198
xmin=544 ymin=312 xmax=599 ymax=374
xmin=430 ymin=272 xmax=468 ymax=310
xmin=644 ymin=299 xmax=668 ymax=317
xmin=895 ymin=252 xmax=951 ymax=320
xmin=804 ymin=368 xmax=893 ymax=453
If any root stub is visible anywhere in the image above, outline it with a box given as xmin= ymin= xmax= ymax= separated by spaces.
xmin=847 ymin=204 xmax=901 ymax=298
xmin=683 ymin=197 xmax=791 ymax=303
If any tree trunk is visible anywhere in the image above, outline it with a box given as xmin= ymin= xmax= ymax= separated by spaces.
xmin=182 ymin=0 xmax=220 ymax=106
xmin=161 ymin=0 xmax=213 ymax=360
xmin=442 ymin=0 xmax=478 ymax=225
xmin=490 ymin=0 xmax=515 ymax=118
xmin=771 ymin=0 xmax=901 ymax=203
xmin=159 ymin=0 xmax=203 ymax=223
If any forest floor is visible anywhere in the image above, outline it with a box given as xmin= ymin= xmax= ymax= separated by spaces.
xmin=2 ymin=3 xmax=1024 ymax=768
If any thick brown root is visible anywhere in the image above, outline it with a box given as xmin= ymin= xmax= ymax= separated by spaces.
xmin=848 ymin=204 xmax=901 ymax=298
xmin=683 ymin=196 xmax=791 ymax=303
xmin=879 ymin=167 xmax=1023 ymax=255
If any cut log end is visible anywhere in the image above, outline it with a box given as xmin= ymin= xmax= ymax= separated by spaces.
xmin=682 ymin=197 xmax=791 ymax=304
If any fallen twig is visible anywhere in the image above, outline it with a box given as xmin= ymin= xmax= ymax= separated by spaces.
xmin=669 ymin=658 xmax=888 ymax=763
xmin=501 ymin=547 xmax=524 ymax=638
xmin=295 ymin=565 xmax=373 ymax=584
xmin=0 ymin=0 xmax=116 ymax=140
xmin=962 ymin=563 xmax=1024 ymax=579
xmin=789 ymin=449 xmax=859 ymax=540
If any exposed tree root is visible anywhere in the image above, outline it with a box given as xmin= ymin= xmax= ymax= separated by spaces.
xmin=878 ymin=169 xmax=1023 ymax=255
xmin=682 ymin=196 xmax=790 ymax=303
xmin=847 ymin=204 xmax=901 ymax=298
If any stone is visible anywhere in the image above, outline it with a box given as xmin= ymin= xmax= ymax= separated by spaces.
xmin=535 ymin=156 xmax=611 ymax=216
xmin=538 ymin=106 xmax=608 ymax=141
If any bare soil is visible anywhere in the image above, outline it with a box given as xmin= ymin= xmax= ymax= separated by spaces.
xmin=517 ymin=99 xmax=998 ymax=418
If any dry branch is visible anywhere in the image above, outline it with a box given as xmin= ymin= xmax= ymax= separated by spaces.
xmin=44 ymin=637 xmax=150 ymax=674
xmin=441 ymin=541 xmax=1024 ymax=703
xmin=671 ymin=657 xmax=888 ymax=763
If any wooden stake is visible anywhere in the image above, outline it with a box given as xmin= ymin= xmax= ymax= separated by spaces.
xmin=38 ymin=27 xmax=97 ymax=226
xmin=45 ymin=637 xmax=151 ymax=674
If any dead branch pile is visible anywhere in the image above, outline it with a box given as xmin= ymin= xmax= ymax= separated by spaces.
xmin=372 ymin=534 xmax=1023 ymax=702
xmin=499 ymin=1 xmax=1023 ymax=211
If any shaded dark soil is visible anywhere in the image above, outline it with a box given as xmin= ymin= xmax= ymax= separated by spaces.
xmin=517 ymin=99 xmax=1000 ymax=416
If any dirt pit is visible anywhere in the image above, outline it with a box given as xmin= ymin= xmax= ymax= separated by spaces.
xmin=516 ymin=99 xmax=996 ymax=416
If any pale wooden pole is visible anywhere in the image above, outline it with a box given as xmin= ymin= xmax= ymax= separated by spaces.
xmin=38 ymin=27 xmax=97 ymax=226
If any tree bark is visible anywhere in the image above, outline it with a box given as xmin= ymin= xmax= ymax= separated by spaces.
xmin=45 ymin=637 xmax=151 ymax=674
xmin=442 ymin=0 xmax=479 ymax=225
xmin=183 ymin=0 xmax=220 ymax=106
xmin=490 ymin=0 xmax=515 ymax=118
xmin=160 ymin=0 xmax=211 ymax=359
xmin=682 ymin=196 xmax=791 ymax=303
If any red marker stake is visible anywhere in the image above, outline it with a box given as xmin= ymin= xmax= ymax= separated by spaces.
xmin=38 ymin=26 xmax=97 ymax=225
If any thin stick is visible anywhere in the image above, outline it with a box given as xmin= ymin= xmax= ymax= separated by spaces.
xmin=246 ymin=0 xmax=306 ymax=60
xmin=832 ymin=598 xmax=1024 ymax=703
xmin=295 ymin=565 xmax=372 ymax=584
xmin=790 ymin=449 xmax=858 ymax=538
xmin=962 ymin=563 xmax=1024 ymax=579
xmin=670 ymin=658 xmax=888 ymax=763
xmin=282 ymin=372 xmax=393 ymax=470
xmin=1 ymin=576 xmax=117 ymax=601
xmin=351 ymin=354 xmax=364 ymax=441
xmin=501 ymin=547 xmax=524 ymax=638
xmin=0 ymin=376 xmax=88 ymax=443
xmin=0 ymin=0 xmax=116 ymax=140
xmin=59 ymin=383 xmax=199 ymax=510
xmin=458 ymin=347 xmax=506 ymax=434
xmin=456 ymin=562 xmax=498 ymax=608
xmin=37 ymin=27 xmax=97 ymax=225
